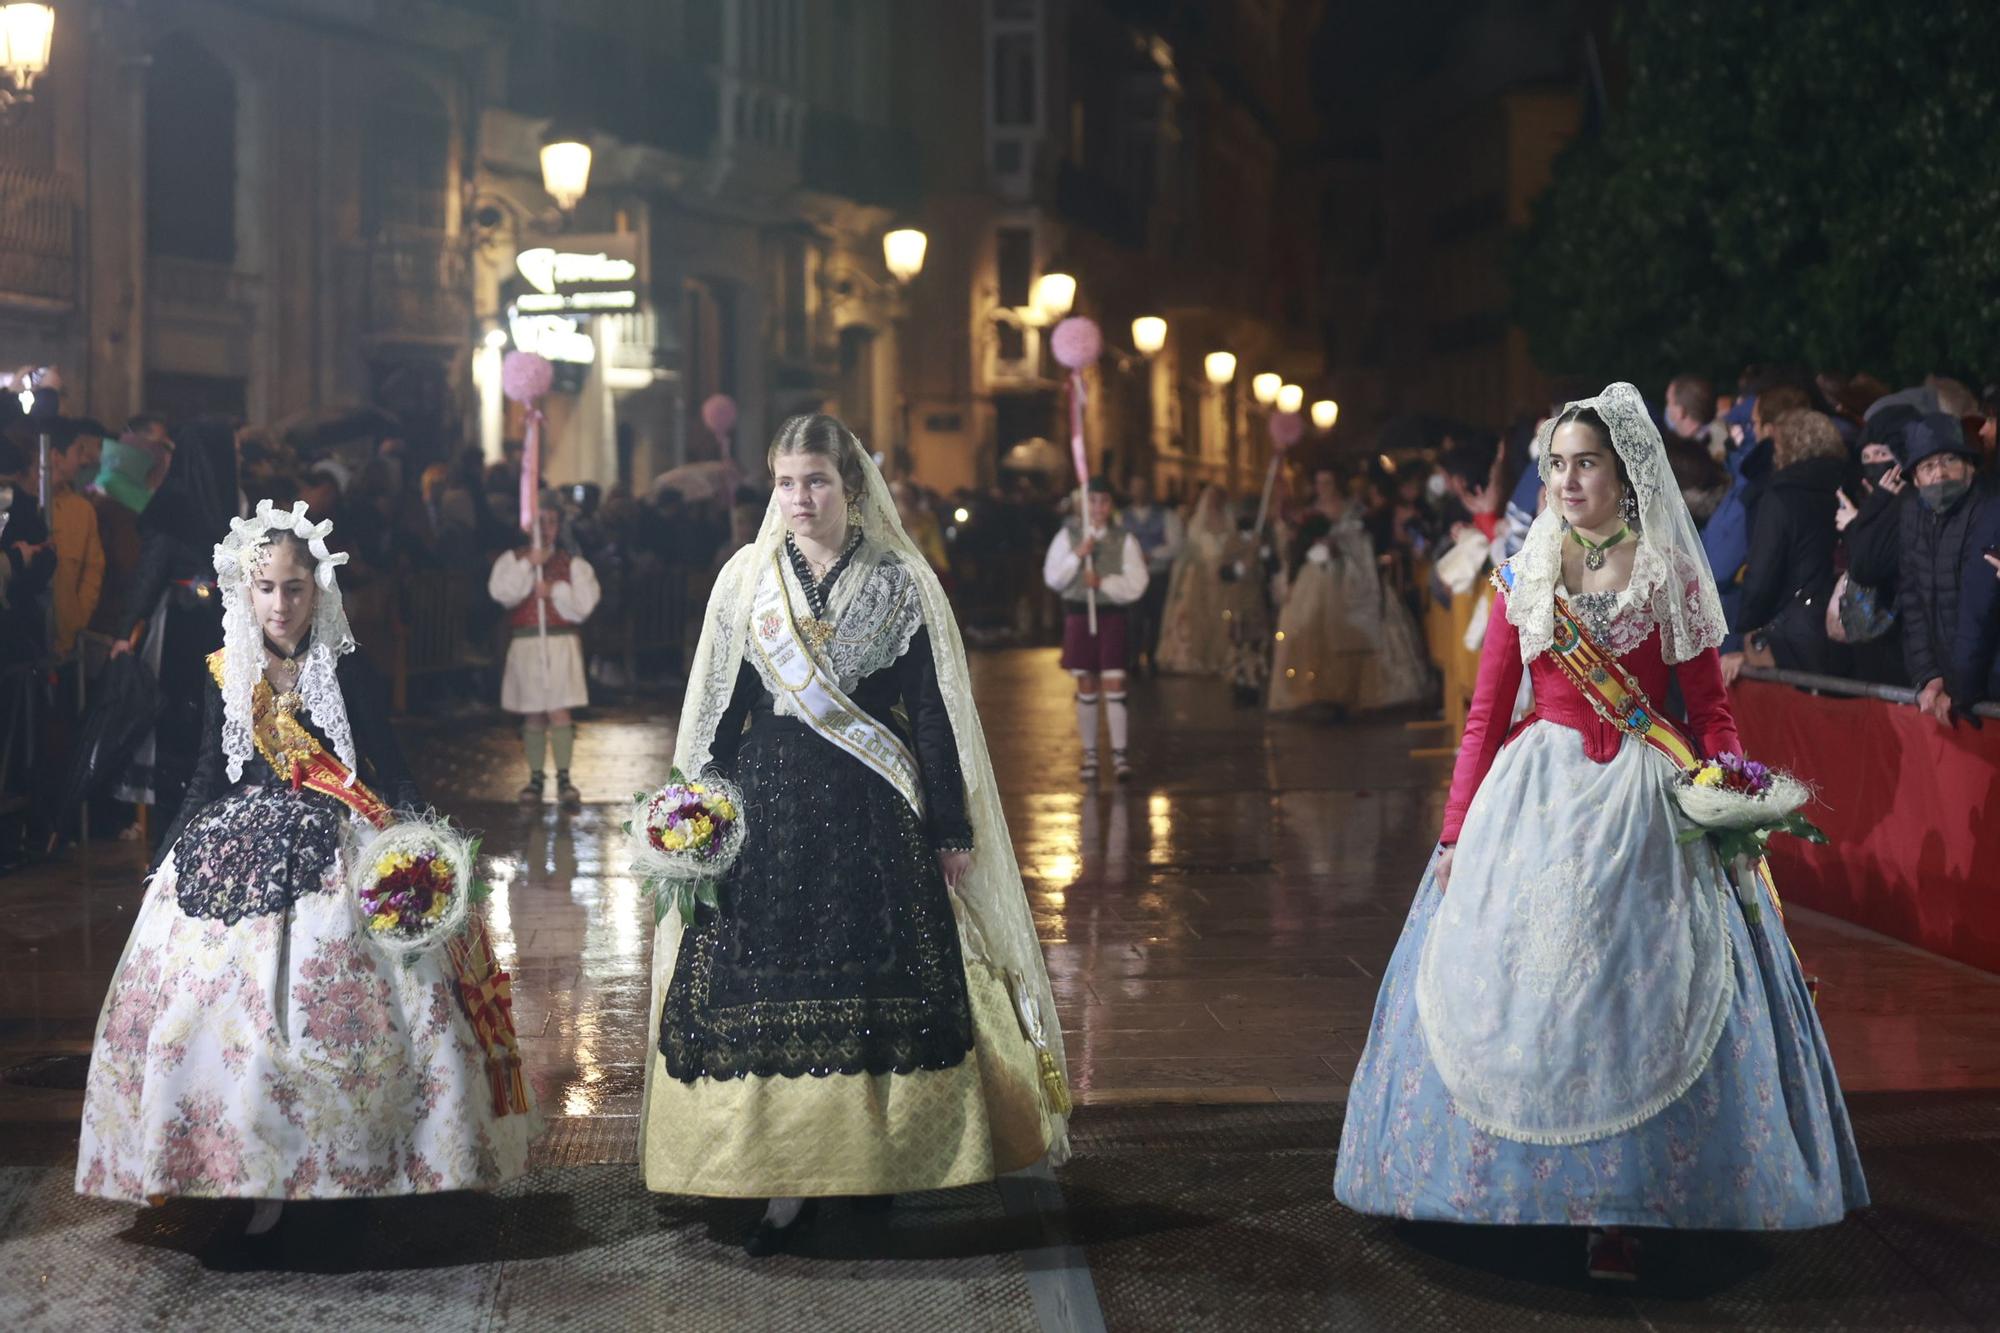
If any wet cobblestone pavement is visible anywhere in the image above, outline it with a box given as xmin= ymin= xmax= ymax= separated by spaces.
xmin=3 ymin=648 xmax=1999 ymax=1329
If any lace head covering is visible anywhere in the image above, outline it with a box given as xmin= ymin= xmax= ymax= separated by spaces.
xmin=213 ymin=499 xmax=357 ymax=783
xmin=1505 ymin=382 xmax=1728 ymax=665
xmin=671 ymin=416 xmax=1071 ymax=1162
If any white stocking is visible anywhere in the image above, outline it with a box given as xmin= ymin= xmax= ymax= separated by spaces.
xmin=1074 ymin=692 xmax=1101 ymax=756
xmin=1104 ymin=691 xmax=1130 ymax=753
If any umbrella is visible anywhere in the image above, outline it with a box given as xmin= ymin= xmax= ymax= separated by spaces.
xmin=44 ymin=654 xmax=161 ymax=837
xmin=650 ymin=461 xmax=738 ymax=504
xmin=999 ymin=437 xmax=1067 ymax=474
xmin=272 ymin=404 xmax=404 ymax=458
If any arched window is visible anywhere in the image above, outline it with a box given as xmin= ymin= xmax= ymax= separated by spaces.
xmin=144 ymin=33 xmax=237 ymax=262
xmin=364 ymin=72 xmax=451 ymax=234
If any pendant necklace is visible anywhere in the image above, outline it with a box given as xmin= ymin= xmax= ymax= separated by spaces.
xmin=1569 ymin=524 xmax=1629 ymax=572
xmin=787 ymin=531 xmax=860 ymax=654
xmin=264 ymin=633 xmax=309 ymax=715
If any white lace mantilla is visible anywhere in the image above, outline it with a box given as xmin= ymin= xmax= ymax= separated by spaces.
xmin=1506 ymin=382 xmax=1729 ymax=666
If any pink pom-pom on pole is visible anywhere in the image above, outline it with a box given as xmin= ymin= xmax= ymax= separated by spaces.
xmin=1051 ymin=316 xmax=1103 ymax=370
xmin=502 ymin=351 xmax=555 ymax=404
xmin=1269 ymin=411 xmax=1305 ymax=449
xmin=700 ymin=394 xmax=739 ymax=437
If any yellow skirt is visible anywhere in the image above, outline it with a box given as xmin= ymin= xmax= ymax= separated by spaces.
xmin=642 ymin=958 xmax=1056 ymax=1197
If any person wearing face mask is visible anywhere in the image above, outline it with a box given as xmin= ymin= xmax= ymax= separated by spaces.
xmin=1826 ymin=406 xmax=1916 ymax=683
xmin=1893 ymin=413 xmax=2000 ymax=724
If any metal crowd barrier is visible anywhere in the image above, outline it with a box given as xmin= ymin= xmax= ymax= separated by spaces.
xmin=1738 ymin=665 xmax=2000 ymax=720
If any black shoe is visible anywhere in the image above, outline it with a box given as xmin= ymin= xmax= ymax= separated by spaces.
xmin=743 ymin=1200 xmax=818 ymax=1257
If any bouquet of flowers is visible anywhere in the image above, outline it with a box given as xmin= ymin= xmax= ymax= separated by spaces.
xmin=626 ymin=769 xmax=747 ymax=927
xmin=349 ymin=815 xmax=485 ymax=959
xmin=1673 ymin=753 xmax=1826 ymax=923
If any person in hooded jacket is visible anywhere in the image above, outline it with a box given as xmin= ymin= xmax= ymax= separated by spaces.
xmin=1892 ymin=412 xmax=2000 ymax=725
xmin=1731 ymin=409 xmax=1850 ymax=675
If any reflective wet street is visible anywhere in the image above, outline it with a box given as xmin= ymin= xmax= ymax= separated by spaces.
xmin=5 ymin=649 xmax=2000 ymax=1329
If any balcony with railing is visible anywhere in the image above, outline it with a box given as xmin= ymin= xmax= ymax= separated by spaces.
xmin=148 ymin=256 xmax=264 ymax=312
xmin=0 ymin=168 xmax=76 ymax=310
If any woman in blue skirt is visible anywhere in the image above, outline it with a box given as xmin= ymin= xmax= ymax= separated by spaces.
xmin=1334 ymin=383 xmax=1868 ymax=1280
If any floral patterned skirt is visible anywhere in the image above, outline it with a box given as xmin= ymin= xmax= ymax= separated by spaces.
xmin=1334 ymin=859 xmax=1870 ymax=1229
xmin=75 ymin=844 xmax=538 ymax=1204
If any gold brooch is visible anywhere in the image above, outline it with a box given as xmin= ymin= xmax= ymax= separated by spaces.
xmin=801 ymin=617 xmax=836 ymax=653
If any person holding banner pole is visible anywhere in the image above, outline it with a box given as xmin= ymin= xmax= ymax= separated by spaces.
xmin=489 ymin=498 xmax=600 ymax=810
xmin=1042 ymin=480 xmax=1149 ymax=783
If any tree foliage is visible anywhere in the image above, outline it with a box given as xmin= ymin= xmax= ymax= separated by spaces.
xmin=1510 ymin=0 xmax=2000 ymax=389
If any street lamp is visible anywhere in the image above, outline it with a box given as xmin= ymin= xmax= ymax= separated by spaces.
xmin=539 ymin=123 xmax=593 ymax=213
xmin=1312 ymin=399 xmax=1339 ymax=431
xmin=1251 ymin=372 xmax=1282 ymax=406
xmin=1204 ymin=351 xmax=1237 ymax=386
xmin=884 ymin=228 xmax=928 ymax=284
xmin=1131 ymin=315 xmax=1167 ymax=356
xmin=1030 ymin=271 xmax=1076 ymax=322
xmin=0 ymin=4 xmax=55 ymax=116
xmin=1277 ymin=383 xmax=1304 ymax=414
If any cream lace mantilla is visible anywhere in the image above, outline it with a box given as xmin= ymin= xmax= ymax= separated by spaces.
xmin=1506 ymin=382 xmax=1728 ymax=667
xmin=660 ymin=425 xmax=1072 ymax=1163
xmin=751 ymin=542 xmax=926 ymax=709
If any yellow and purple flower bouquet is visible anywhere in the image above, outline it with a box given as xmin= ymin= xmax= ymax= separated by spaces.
xmin=625 ymin=768 xmax=747 ymax=926
xmin=349 ymin=815 xmax=484 ymax=958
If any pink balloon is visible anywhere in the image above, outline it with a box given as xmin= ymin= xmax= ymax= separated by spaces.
xmin=501 ymin=351 xmax=554 ymax=404
xmin=1269 ymin=411 xmax=1305 ymax=449
xmin=701 ymin=394 xmax=739 ymax=436
xmin=1051 ymin=316 xmax=1104 ymax=370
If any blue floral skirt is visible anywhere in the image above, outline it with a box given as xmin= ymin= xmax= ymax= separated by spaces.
xmin=1333 ymin=862 xmax=1870 ymax=1229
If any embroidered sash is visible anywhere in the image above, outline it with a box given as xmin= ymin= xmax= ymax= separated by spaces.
xmin=750 ymin=553 xmax=927 ymax=819
xmin=1493 ymin=565 xmax=1786 ymax=920
xmin=205 ymin=651 xmax=393 ymax=829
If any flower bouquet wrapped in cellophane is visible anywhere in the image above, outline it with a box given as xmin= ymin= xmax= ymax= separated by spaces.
xmin=1673 ymin=753 xmax=1827 ymax=924
xmin=348 ymin=813 xmax=489 ymax=960
xmin=625 ymin=769 xmax=747 ymax=927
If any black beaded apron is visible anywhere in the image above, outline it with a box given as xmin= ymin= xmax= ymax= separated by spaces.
xmin=659 ymin=542 xmax=974 ymax=1083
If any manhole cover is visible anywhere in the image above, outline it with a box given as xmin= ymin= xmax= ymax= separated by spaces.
xmin=2 ymin=1053 xmax=90 ymax=1089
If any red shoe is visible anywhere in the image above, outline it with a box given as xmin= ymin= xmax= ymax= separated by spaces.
xmin=1586 ymin=1228 xmax=1640 ymax=1282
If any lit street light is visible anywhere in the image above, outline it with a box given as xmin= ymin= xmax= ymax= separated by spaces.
xmin=540 ymin=123 xmax=593 ymax=213
xmin=1031 ymin=272 xmax=1076 ymax=322
xmin=884 ymin=228 xmax=928 ymax=284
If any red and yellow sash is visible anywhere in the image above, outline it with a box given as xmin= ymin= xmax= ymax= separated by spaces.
xmin=204 ymin=649 xmax=532 ymax=1114
xmin=205 ymin=650 xmax=394 ymax=829
xmin=1493 ymin=567 xmax=1786 ymax=919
